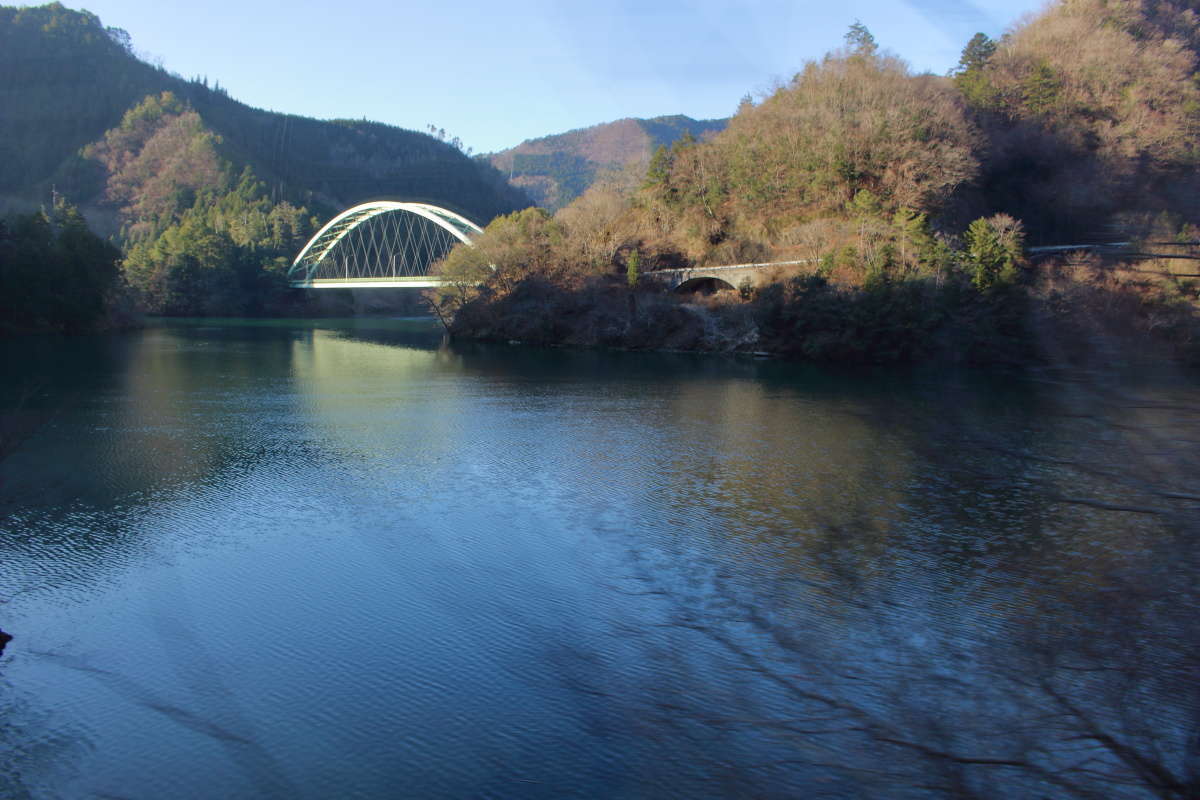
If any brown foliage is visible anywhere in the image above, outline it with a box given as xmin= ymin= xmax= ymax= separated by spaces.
xmin=553 ymin=178 xmax=638 ymax=270
xmin=628 ymin=50 xmax=981 ymax=265
xmin=988 ymin=0 xmax=1200 ymax=170
xmin=976 ymin=0 xmax=1200 ymax=233
xmin=84 ymin=92 xmax=226 ymax=239
xmin=719 ymin=54 xmax=980 ymax=221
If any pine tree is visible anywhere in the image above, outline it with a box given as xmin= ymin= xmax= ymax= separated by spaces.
xmin=956 ymin=33 xmax=995 ymax=74
xmin=845 ymin=21 xmax=878 ymax=56
xmin=626 ymin=248 xmax=641 ymax=288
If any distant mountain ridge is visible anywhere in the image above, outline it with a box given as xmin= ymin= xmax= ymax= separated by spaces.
xmin=486 ymin=115 xmax=727 ymax=212
xmin=0 ymin=4 xmax=529 ymax=230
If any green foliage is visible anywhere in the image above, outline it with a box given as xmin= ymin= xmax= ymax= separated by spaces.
xmin=638 ymin=116 xmax=727 ymax=152
xmin=845 ymin=21 xmax=878 ymax=56
xmin=643 ymin=145 xmax=671 ymax=188
xmin=1021 ymin=61 xmax=1062 ymax=115
xmin=642 ymin=132 xmax=714 ymax=215
xmin=626 ymin=248 xmax=641 ymax=288
xmin=850 ymin=189 xmax=883 ymax=219
xmin=0 ymin=3 xmax=168 ymax=198
xmin=0 ymin=197 xmax=123 ymax=333
xmin=953 ymin=33 xmax=999 ymax=109
xmin=120 ymin=188 xmax=309 ymax=315
xmin=957 ymin=33 xmax=996 ymax=74
xmin=965 ymin=214 xmax=1025 ymax=291
xmin=105 ymin=105 xmax=314 ymax=316
xmin=509 ymin=152 xmax=596 ymax=202
xmin=955 ymin=68 xmax=998 ymax=110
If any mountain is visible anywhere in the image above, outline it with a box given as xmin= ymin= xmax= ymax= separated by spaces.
xmin=0 ymin=3 xmax=530 ymax=230
xmin=485 ymin=115 xmax=727 ymax=212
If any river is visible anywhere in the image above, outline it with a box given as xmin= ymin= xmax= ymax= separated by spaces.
xmin=0 ymin=320 xmax=1196 ymax=799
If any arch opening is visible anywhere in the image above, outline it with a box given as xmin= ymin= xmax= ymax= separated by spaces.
xmin=674 ymin=276 xmax=738 ymax=294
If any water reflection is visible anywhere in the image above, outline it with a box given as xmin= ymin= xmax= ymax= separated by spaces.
xmin=0 ymin=320 xmax=1195 ymax=798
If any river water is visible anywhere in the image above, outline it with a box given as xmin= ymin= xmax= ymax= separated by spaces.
xmin=0 ymin=320 xmax=1197 ymax=799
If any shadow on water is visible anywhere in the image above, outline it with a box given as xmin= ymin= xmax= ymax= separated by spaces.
xmin=0 ymin=319 xmax=1196 ymax=797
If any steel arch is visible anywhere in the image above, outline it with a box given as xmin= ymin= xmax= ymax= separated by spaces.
xmin=288 ymin=201 xmax=483 ymax=285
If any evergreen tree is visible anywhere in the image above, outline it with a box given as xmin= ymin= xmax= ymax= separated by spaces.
xmin=845 ymin=21 xmax=878 ymax=56
xmin=956 ymin=33 xmax=995 ymax=74
xmin=644 ymin=145 xmax=671 ymax=188
xmin=0 ymin=199 xmax=122 ymax=333
xmin=966 ymin=215 xmax=1024 ymax=290
xmin=953 ymin=33 xmax=998 ymax=108
xmin=1022 ymin=61 xmax=1061 ymax=115
xmin=626 ymin=248 xmax=641 ymax=288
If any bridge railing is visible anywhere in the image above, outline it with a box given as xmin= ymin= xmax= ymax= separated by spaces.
xmin=648 ymin=259 xmax=814 ymax=274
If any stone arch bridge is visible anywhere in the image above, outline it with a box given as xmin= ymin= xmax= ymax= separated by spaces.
xmin=644 ymin=261 xmax=810 ymax=292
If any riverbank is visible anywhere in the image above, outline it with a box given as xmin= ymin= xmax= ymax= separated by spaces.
xmin=443 ymin=258 xmax=1200 ymax=368
xmin=446 ymin=274 xmax=1024 ymax=364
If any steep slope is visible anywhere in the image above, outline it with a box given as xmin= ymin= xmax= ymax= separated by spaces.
xmin=486 ymin=115 xmax=726 ymax=212
xmin=0 ymin=3 xmax=529 ymax=229
xmin=959 ymin=0 xmax=1200 ymax=239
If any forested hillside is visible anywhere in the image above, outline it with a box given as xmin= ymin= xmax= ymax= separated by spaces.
xmin=486 ymin=115 xmax=726 ymax=212
xmin=0 ymin=2 xmax=531 ymax=324
xmin=432 ymin=7 xmax=1200 ymax=364
xmin=0 ymin=3 xmax=528 ymax=227
xmin=960 ymin=0 xmax=1200 ymax=239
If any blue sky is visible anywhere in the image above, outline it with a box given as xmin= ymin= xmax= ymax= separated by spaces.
xmin=63 ymin=0 xmax=1045 ymax=153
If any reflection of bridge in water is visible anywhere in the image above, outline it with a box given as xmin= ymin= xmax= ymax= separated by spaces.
xmin=288 ymin=200 xmax=800 ymax=291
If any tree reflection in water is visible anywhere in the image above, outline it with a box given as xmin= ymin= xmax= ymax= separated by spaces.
xmin=571 ymin=365 xmax=1200 ymax=798
xmin=1 ymin=324 xmax=1196 ymax=798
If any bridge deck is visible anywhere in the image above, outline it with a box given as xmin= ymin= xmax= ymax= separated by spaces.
xmin=291 ymin=277 xmax=447 ymax=289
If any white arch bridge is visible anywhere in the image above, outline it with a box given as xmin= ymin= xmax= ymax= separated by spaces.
xmin=288 ymin=201 xmax=482 ymax=288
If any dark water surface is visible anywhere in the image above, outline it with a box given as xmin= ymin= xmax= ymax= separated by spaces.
xmin=1 ymin=320 xmax=1197 ymax=799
